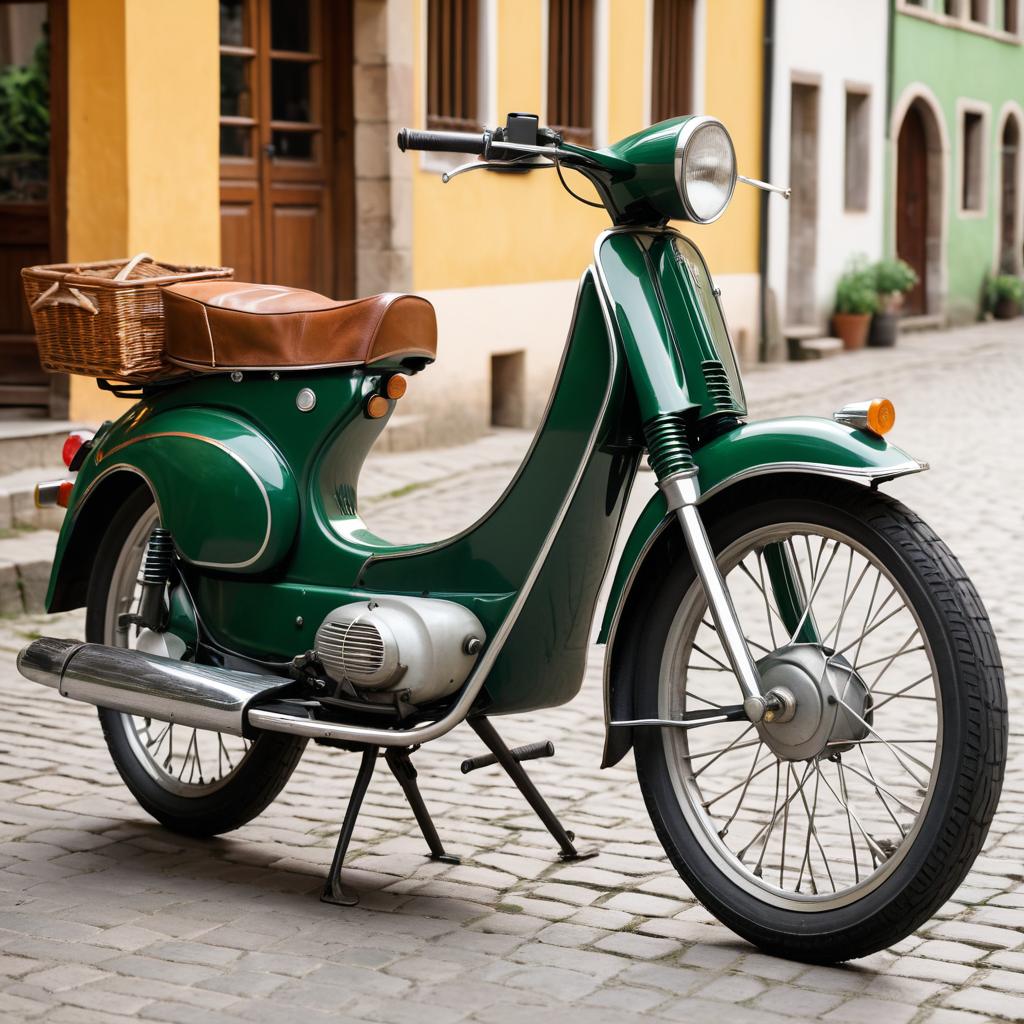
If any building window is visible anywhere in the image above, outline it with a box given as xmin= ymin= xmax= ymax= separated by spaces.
xmin=547 ymin=0 xmax=595 ymax=144
xmin=969 ymin=0 xmax=989 ymax=23
xmin=844 ymin=89 xmax=870 ymax=212
xmin=650 ymin=0 xmax=695 ymax=123
xmin=1005 ymin=0 xmax=1019 ymax=32
xmin=961 ymin=109 xmax=985 ymax=212
xmin=943 ymin=0 xmax=961 ymax=15
xmin=426 ymin=0 xmax=480 ymax=131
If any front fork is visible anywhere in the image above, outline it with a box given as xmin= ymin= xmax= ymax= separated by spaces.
xmin=660 ymin=470 xmax=768 ymax=723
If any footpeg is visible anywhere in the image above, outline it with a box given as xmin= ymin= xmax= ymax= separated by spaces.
xmin=467 ymin=719 xmax=598 ymax=862
xmin=461 ymin=739 xmax=554 ymax=774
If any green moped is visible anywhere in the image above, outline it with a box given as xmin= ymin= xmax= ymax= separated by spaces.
xmin=18 ymin=113 xmax=1006 ymax=963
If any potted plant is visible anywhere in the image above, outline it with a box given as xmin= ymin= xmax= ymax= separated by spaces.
xmin=832 ymin=261 xmax=879 ymax=351
xmin=986 ymin=274 xmax=1024 ymax=320
xmin=869 ymin=258 xmax=918 ymax=347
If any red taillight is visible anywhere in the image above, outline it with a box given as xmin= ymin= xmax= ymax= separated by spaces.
xmin=57 ymin=481 xmax=74 ymax=508
xmin=62 ymin=430 xmax=93 ymax=469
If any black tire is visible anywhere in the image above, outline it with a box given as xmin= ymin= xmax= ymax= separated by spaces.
xmin=87 ymin=488 xmax=307 ymax=837
xmin=632 ymin=476 xmax=1006 ymax=963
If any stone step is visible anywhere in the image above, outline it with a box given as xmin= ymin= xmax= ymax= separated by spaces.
xmin=0 ymin=466 xmax=68 ymax=531
xmin=787 ymin=336 xmax=844 ymax=361
xmin=900 ymin=313 xmax=945 ymax=333
xmin=0 ymin=420 xmax=86 ymax=475
xmin=0 ymin=528 xmax=59 ymax=616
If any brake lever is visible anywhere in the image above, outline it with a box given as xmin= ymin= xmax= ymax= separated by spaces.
xmin=738 ymin=174 xmax=791 ymax=200
xmin=441 ymin=158 xmax=555 ymax=184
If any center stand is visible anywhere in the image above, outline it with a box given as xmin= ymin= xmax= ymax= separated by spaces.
xmin=320 ymin=717 xmax=597 ymax=907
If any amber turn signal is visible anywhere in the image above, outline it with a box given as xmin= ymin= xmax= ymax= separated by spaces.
xmin=365 ymin=395 xmax=390 ymax=419
xmin=833 ymin=398 xmax=896 ymax=437
xmin=385 ymin=375 xmax=407 ymax=400
xmin=865 ymin=398 xmax=896 ymax=436
xmin=57 ymin=481 xmax=75 ymax=508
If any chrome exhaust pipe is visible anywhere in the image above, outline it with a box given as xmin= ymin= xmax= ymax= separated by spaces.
xmin=17 ymin=637 xmax=292 ymax=736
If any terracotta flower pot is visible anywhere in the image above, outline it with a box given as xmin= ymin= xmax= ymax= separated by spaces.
xmin=832 ymin=312 xmax=872 ymax=351
xmin=994 ymin=297 xmax=1020 ymax=320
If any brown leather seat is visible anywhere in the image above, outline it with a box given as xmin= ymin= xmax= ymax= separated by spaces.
xmin=162 ymin=281 xmax=437 ymax=372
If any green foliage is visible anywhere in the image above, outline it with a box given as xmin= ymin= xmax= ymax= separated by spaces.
xmin=871 ymin=258 xmax=918 ymax=296
xmin=986 ymin=274 xmax=1024 ymax=307
xmin=0 ymin=29 xmax=50 ymax=158
xmin=835 ymin=259 xmax=879 ymax=315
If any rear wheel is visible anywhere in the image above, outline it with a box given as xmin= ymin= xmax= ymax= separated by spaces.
xmin=87 ymin=488 xmax=306 ymax=836
xmin=633 ymin=477 xmax=1005 ymax=962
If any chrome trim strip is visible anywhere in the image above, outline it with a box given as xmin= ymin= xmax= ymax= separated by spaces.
xmin=600 ymin=456 xmax=929 ymax=735
xmin=249 ymin=268 xmax=621 ymax=749
xmin=91 ymin=432 xmax=274 ymax=570
xmin=358 ymin=269 xmax=596 ymax=572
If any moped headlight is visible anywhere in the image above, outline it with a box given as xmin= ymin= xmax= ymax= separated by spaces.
xmin=675 ymin=117 xmax=737 ymax=224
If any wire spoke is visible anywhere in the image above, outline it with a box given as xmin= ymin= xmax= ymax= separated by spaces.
xmin=869 ymin=673 xmax=935 ymax=713
xmin=835 ymin=697 xmax=934 ymax=784
xmin=691 ymin=725 xmax=756 ymax=777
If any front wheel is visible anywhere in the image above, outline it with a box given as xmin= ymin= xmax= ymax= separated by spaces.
xmin=633 ymin=477 xmax=1006 ymax=963
xmin=87 ymin=488 xmax=307 ymax=837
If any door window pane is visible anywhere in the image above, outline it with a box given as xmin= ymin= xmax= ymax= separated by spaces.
xmin=219 ymin=0 xmax=247 ymax=46
xmin=272 ymin=60 xmax=311 ymax=122
xmin=220 ymin=125 xmax=252 ymax=158
xmin=220 ymin=55 xmax=253 ymax=116
xmin=0 ymin=2 xmax=50 ymax=202
xmin=272 ymin=130 xmax=313 ymax=160
xmin=271 ymin=0 xmax=310 ymax=52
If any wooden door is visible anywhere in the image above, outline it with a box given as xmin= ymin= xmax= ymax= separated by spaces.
xmin=999 ymin=117 xmax=1019 ymax=273
xmin=219 ymin=0 xmax=353 ymax=296
xmin=0 ymin=0 xmax=66 ymax=415
xmin=785 ymin=82 xmax=819 ymax=327
xmin=897 ymin=105 xmax=928 ymax=316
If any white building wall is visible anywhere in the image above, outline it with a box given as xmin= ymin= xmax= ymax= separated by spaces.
xmin=767 ymin=0 xmax=889 ymax=333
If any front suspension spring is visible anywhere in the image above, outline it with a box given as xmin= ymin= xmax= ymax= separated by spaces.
xmin=644 ymin=413 xmax=694 ymax=481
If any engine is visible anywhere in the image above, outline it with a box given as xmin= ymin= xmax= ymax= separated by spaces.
xmin=313 ymin=595 xmax=485 ymax=705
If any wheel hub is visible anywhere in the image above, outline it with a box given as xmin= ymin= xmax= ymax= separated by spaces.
xmin=754 ymin=644 xmax=871 ymax=761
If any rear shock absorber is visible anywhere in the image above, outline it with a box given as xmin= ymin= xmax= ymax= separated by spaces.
xmin=136 ymin=527 xmax=174 ymax=630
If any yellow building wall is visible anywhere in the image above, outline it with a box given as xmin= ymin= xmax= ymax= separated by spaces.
xmin=411 ymin=0 xmax=763 ymax=291
xmin=66 ymin=0 xmax=220 ymax=423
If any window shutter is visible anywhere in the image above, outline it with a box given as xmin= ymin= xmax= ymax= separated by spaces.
xmin=547 ymin=0 xmax=595 ymax=145
xmin=651 ymin=0 xmax=694 ymax=124
xmin=427 ymin=0 xmax=480 ymax=131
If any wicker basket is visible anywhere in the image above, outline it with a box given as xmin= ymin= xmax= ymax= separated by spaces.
xmin=21 ymin=254 xmax=233 ymax=382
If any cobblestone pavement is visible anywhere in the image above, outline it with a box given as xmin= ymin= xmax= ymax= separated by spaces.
xmin=0 ymin=321 xmax=1021 ymax=1022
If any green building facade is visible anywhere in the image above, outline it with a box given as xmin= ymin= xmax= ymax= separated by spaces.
xmin=889 ymin=0 xmax=1024 ymax=324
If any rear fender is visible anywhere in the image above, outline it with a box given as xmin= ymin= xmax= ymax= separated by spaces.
xmin=47 ymin=406 xmax=300 ymax=611
xmin=599 ymin=416 xmax=927 ymax=767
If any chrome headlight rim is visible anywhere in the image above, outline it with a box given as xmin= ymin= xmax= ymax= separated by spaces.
xmin=673 ymin=116 xmax=738 ymax=225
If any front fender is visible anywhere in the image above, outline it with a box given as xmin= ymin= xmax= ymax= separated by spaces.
xmin=598 ymin=416 xmax=926 ymax=767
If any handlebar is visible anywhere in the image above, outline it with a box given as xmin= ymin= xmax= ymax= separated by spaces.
xmin=396 ymin=128 xmax=487 ymax=155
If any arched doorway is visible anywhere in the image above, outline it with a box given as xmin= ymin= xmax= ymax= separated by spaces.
xmin=998 ymin=114 xmax=1021 ymax=273
xmin=895 ymin=98 xmax=944 ymax=316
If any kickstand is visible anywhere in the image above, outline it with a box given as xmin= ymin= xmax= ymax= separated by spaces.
xmin=469 ymin=717 xmax=598 ymax=861
xmin=321 ymin=744 xmax=460 ymax=907
xmin=321 ymin=744 xmax=378 ymax=906
xmin=385 ymin=748 xmax=460 ymax=865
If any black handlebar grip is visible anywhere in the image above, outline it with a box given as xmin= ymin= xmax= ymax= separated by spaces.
xmin=397 ymin=128 xmax=487 ymax=155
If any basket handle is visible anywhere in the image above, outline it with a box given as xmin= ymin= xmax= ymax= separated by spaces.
xmin=30 ymin=281 xmax=99 ymax=315
xmin=114 ymin=252 xmax=153 ymax=281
